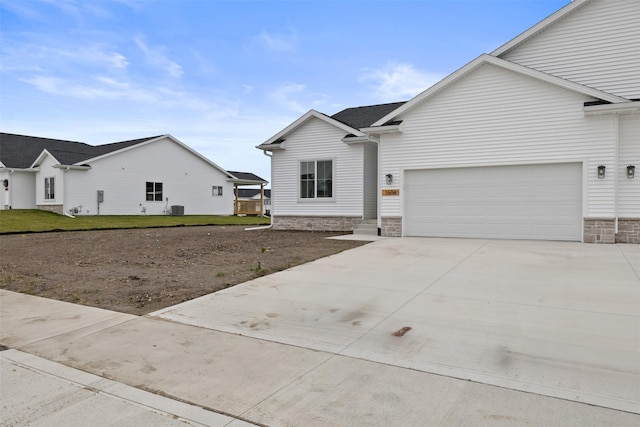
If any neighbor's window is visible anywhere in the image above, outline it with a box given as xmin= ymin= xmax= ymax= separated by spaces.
xmin=212 ymin=186 xmax=223 ymax=196
xmin=300 ymin=160 xmax=332 ymax=199
xmin=44 ymin=177 xmax=55 ymax=200
xmin=146 ymin=182 xmax=163 ymax=201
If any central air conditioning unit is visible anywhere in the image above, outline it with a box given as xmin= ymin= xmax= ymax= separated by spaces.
xmin=170 ymin=205 xmax=184 ymax=216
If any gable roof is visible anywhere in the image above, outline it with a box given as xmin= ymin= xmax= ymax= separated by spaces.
xmin=491 ymin=0 xmax=589 ymax=58
xmin=257 ymin=102 xmax=406 ymax=150
xmin=0 ymin=133 xmax=159 ymax=169
xmin=370 ymin=54 xmax=629 ymax=128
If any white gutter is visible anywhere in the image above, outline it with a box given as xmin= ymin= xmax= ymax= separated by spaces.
xmin=583 ymin=103 xmax=640 ymax=116
xmin=246 ymin=150 xmax=274 ymax=231
xmin=614 ymin=115 xmax=619 ymax=235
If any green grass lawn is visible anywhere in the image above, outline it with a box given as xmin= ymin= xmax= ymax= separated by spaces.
xmin=0 ymin=210 xmax=270 ymax=234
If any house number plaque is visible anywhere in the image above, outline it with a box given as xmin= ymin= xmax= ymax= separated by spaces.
xmin=382 ymin=189 xmax=400 ymax=196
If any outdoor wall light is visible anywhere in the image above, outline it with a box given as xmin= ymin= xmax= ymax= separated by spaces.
xmin=628 ymin=165 xmax=636 ymax=179
xmin=386 ymin=173 xmax=393 ymax=185
xmin=597 ymin=165 xmax=606 ymax=179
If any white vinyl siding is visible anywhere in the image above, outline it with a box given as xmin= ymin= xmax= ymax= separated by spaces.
xmin=34 ymin=154 xmax=64 ymax=206
xmin=379 ymin=63 xmax=617 ymax=220
xmin=363 ymin=143 xmax=378 ymax=219
xmin=500 ymin=0 xmax=640 ymax=99
xmin=271 ymin=117 xmax=364 ymax=217
xmin=0 ymin=171 xmax=35 ymax=209
xmin=618 ymin=115 xmax=640 ymax=217
xmin=64 ymin=137 xmax=233 ymax=215
xmin=404 ymin=164 xmax=582 ymax=241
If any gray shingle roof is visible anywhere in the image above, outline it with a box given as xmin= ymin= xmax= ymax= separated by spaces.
xmin=330 ymin=101 xmax=406 ymax=129
xmin=227 ymin=171 xmax=268 ymax=183
xmin=0 ymin=133 xmax=161 ymax=168
xmin=237 ymin=188 xmax=271 ymax=198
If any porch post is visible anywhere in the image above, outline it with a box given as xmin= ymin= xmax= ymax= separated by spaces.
xmin=234 ymin=184 xmax=239 ymax=215
xmin=260 ymin=184 xmax=264 ymax=216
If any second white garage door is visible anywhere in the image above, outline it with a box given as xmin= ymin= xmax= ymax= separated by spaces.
xmin=404 ymin=163 xmax=582 ymax=241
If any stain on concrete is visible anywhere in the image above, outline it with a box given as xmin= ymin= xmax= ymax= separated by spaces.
xmin=392 ymin=326 xmax=411 ymax=337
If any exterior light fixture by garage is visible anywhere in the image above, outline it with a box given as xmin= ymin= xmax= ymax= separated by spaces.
xmin=627 ymin=165 xmax=636 ymax=179
xmin=386 ymin=173 xmax=393 ymax=185
xmin=597 ymin=165 xmax=606 ymax=179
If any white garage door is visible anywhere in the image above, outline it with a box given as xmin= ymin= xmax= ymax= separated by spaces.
xmin=404 ymin=163 xmax=582 ymax=241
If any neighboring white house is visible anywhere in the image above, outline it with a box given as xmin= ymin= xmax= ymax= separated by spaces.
xmin=0 ymin=133 xmax=267 ymax=216
xmin=258 ymin=0 xmax=639 ymax=244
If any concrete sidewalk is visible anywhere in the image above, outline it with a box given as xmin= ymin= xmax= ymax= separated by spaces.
xmin=2 ymin=248 xmax=639 ymax=427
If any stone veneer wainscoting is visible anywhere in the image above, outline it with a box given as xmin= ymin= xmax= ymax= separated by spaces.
xmin=616 ymin=218 xmax=640 ymax=244
xmin=272 ymin=216 xmax=361 ymax=232
xmin=381 ymin=217 xmax=402 ymax=237
xmin=36 ymin=205 xmax=64 ymax=215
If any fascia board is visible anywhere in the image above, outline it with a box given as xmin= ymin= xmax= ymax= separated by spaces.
xmin=260 ymin=109 xmax=364 ymax=146
xmin=372 ymin=54 xmax=627 ymax=126
xmin=341 ymin=135 xmax=380 ymax=144
xmin=53 ymin=164 xmax=92 ymax=171
xmin=492 ymin=0 xmax=590 ymax=57
xmin=584 ymin=103 xmax=640 ymax=116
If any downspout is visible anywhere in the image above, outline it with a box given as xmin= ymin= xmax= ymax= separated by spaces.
xmin=245 ymin=150 xmax=274 ymax=231
xmin=614 ymin=114 xmax=619 ymax=236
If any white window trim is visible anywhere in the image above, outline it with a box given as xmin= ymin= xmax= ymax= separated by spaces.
xmin=297 ymin=158 xmax=336 ymax=202
xmin=44 ymin=176 xmax=55 ymax=201
xmin=212 ymin=185 xmax=223 ymax=196
xmin=145 ymin=181 xmax=163 ymax=202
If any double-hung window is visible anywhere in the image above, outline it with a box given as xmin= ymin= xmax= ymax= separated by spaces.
xmin=146 ymin=182 xmax=163 ymax=201
xmin=212 ymin=186 xmax=223 ymax=196
xmin=300 ymin=160 xmax=332 ymax=199
xmin=44 ymin=177 xmax=55 ymax=200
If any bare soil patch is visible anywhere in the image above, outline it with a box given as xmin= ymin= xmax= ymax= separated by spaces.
xmin=0 ymin=226 xmax=367 ymax=315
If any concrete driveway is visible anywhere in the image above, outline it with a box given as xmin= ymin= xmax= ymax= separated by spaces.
xmin=152 ymin=238 xmax=640 ymax=414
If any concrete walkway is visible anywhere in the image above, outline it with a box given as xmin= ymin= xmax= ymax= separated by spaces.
xmin=1 ymin=238 xmax=639 ymax=426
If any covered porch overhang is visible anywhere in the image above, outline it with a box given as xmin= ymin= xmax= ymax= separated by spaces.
xmin=227 ymin=171 xmax=269 ymax=216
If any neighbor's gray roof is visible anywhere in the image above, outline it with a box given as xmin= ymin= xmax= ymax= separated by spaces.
xmin=0 ymin=133 xmax=160 ymax=168
xmin=330 ymin=101 xmax=407 ymax=129
xmin=237 ymin=188 xmax=271 ymax=198
xmin=228 ymin=171 xmax=268 ymax=183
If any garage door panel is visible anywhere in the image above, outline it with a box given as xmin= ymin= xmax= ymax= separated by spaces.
xmin=405 ymin=163 xmax=582 ymax=241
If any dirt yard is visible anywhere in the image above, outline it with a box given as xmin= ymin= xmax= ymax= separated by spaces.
xmin=0 ymin=226 xmax=368 ymax=315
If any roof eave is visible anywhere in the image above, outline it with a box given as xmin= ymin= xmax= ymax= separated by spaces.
xmin=341 ymin=135 xmax=380 ymax=144
xmin=360 ymin=124 xmax=402 ymax=135
xmin=53 ymin=164 xmax=92 ymax=171
xmin=583 ymin=102 xmax=640 ymax=116
xmin=256 ymin=143 xmax=285 ymax=151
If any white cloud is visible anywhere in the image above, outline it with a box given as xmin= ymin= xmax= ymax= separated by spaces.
xmin=256 ymin=30 xmax=297 ymax=52
xmin=269 ymin=83 xmax=308 ymax=113
xmin=135 ymin=36 xmax=183 ymax=78
xmin=359 ymin=63 xmax=444 ymax=101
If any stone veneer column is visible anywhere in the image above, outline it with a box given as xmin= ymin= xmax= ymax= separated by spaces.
xmin=381 ymin=217 xmax=402 ymax=237
xmin=583 ymin=218 xmax=616 ymax=244
xmin=616 ymin=218 xmax=640 ymax=244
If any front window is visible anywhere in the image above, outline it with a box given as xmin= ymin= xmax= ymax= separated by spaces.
xmin=300 ymin=160 xmax=332 ymax=199
xmin=146 ymin=182 xmax=163 ymax=201
xmin=44 ymin=177 xmax=55 ymax=200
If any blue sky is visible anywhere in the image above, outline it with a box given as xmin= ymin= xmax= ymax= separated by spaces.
xmin=1 ymin=0 xmax=569 ymax=184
